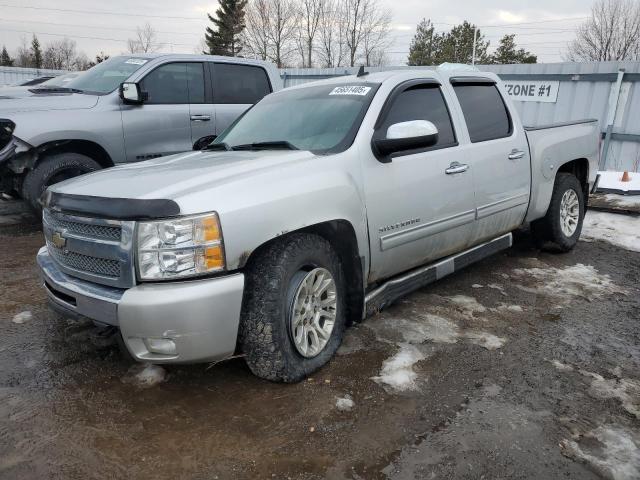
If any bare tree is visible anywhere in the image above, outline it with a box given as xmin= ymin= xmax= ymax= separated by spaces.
xmin=294 ymin=0 xmax=323 ymax=67
xmin=567 ymin=0 xmax=640 ymax=61
xmin=316 ymin=0 xmax=347 ymax=67
xmin=43 ymin=38 xmax=78 ymax=70
xmin=127 ymin=23 xmax=160 ymax=54
xmin=14 ymin=36 xmax=32 ymax=67
xmin=343 ymin=0 xmax=392 ymax=67
xmin=359 ymin=1 xmax=391 ymax=66
xmin=243 ymin=0 xmax=272 ymax=60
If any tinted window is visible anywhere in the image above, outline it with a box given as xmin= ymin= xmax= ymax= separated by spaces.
xmin=453 ymin=84 xmax=512 ymax=142
xmin=141 ymin=62 xmax=205 ymax=104
xmin=378 ymin=85 xmax=456 ymax=148
xmin=213 ymin=63 xmax=271 ymax=104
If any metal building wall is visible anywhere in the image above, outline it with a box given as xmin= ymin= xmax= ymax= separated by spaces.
xmin=0 ymin=66 xmax=66 ymax=86
xmin=281 ymin=62 xmax=640 ymax=172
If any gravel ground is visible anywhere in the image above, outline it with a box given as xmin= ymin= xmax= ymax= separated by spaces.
xmin=0 ymin=205 xmax=639 ymax=480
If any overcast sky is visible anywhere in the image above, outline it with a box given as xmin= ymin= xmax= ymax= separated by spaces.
xmin=0 ymin=0 xmax=595 ymax=65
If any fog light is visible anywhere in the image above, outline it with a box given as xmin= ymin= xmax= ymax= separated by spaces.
xmin=144 ymin=338 xmax=177 ymax=355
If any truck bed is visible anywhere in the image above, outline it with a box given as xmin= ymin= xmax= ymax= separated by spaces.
xmin=523 ymin=118 xmax=600 ymax=223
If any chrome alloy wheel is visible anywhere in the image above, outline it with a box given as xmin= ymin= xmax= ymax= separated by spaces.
xmin=560 ymin=189 xmax=580 ymax=237
xmin=289 ymin=267 xmax=337 ymax=358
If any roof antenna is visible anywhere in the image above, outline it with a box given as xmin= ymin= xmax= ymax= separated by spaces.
xmin=356 ymin=65 xmax=368 ymax=77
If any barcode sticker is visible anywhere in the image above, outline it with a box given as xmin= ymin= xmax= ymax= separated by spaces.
xmin=329 ymin=86 xmax=372 ymax=96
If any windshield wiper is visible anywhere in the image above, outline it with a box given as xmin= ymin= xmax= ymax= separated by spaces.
xmin=204 ymin=142 xmax=232 ymax=151
xmin=231 ymin=141 xmax=299 ymax=151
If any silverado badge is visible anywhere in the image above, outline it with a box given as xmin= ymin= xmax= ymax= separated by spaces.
xmin=51 ymin=231 xmax=67 ymax=249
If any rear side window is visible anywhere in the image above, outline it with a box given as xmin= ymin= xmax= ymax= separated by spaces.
xmin=453 ymin=84 xmax=512 ymax=142
xmin=377 ymin=85 xmax=456 ymax=148
xmin=213 ymin=63 xmax=271 ymax=104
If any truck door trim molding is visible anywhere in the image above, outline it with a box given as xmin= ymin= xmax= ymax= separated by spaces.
xmin=476 ymin=193 xmax=529 ymax=220
xmin=379 ymin=209 xmax=475 ymax=251
xmin=365 ymin=233 xmax=512 ymax=316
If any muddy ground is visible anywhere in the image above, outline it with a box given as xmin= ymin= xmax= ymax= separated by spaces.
xmin=1 ymin=203 xmax=639 ymax=480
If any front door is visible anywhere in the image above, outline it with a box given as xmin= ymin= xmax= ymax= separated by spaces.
xmin=363 ymin=82 xmax=476 ymax=282
xmin=122 ymin=62 xmax=203 ymax=162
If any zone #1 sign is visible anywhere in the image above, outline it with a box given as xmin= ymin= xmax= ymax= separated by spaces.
xmin=503 ymin=80 xmax=559 ymax=103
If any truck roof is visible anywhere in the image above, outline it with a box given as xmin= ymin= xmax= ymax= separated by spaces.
xmin=283 ymin=68 xmax=500 ymax=91
xmin=110 ymin=53 xmax=276 ymax=68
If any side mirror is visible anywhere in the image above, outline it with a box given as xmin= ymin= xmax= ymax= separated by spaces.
xmin=372 ymin=120 xmax=438 ymax=162
xmin=120 ymin=82 xmax=145 ymax=104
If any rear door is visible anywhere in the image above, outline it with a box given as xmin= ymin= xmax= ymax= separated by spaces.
xmin=210 ymin=62 xmax=272 ymax=135
xmin=363 ymin=81 xmax=476 ymax=281
xmin=186 ymin=62 xmax=215 ymax=149
xmin=450 ymin=78 xmax=531 ymax=245
xmin=121 ymin=62 xmax=194 ymax=162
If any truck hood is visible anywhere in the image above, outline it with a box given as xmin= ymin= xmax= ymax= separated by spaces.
xmin=50 ymin=149 xmax=319 ymax=202
xmin=0 ymin=91 xmax=99 ymax=113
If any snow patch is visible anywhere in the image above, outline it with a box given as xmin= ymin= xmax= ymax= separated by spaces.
xmin=580 ymin=371 xmax=640 ymax=418
xmin=511 ymin=264 xmax=619 ymax=300
xmin=335 ymin=395 xmax=355 ymax=411
xmin=487 ymin=283 xmax=507 ymax=296
xmin=12 ymin=311 xmax=32 ymax=324
xmin=122 ymin=364 xmax=166 ymax=388
xmin=550 ymin=359 xmax=574 ymax=372
xmin=372 ymin=343 xmax=425 ymax=392
xmin=494 ymin=303 xmax=523 ymax=313
xmin=582 ymin=211 xmax=640 ymax=253
xmin=471 ymin=284 xmax=483 ymax=289
xmin=464 ymin=332 xmax=506 ymax=350
xmin=444 ymin=295 xmax=487 ymax=315
xmin=560 ymin=426 xmax=640 ymax=480
xmin=598 ymin=170 xmax=640 ymax=192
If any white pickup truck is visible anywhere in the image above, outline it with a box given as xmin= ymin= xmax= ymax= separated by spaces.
xmin=37 ymin=68 xmax=599 ymax=382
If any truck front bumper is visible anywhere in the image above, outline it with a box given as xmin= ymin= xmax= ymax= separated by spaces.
xmin=37 ymin=246 xmax=245 ymax=364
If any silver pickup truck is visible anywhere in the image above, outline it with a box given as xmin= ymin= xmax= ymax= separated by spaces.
xmin=0 ymin=54 xmax=281 ymax=212
xmin=36 ymin=68 xmax=599 ymax=382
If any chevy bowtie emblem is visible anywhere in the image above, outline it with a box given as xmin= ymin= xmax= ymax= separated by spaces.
xmin=51 ymin=230 xmax=66 ymax=249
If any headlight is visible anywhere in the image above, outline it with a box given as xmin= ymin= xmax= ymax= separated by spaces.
xmin=137 ymin=212 xmax=225 ymax=280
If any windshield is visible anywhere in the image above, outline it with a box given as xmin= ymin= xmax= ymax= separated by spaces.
xmin=40 ymin=73 xmax=80 ymax=87
xmin=65 ymin=56 xmax=150 ymax=95
xmin=214 ymin=82 xmax=380 ymax=154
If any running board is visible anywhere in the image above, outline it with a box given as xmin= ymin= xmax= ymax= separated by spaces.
xmin=364 ymin=233 xmax=512 ymax=317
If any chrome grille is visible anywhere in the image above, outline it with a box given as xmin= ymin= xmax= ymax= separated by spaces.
xmin=42 ymin=208 xmax=135 ymax=288
xmin=43 ymin=209 xmax=121 ymax=241
xmin=47 ymin=242 xmax=121 ymax=278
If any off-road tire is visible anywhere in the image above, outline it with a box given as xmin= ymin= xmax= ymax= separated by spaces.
xmin=531 ymin=172 xmax=585 ymax=252
xmin=239 ymin=233 xmax=346 ymax=383
xmin=22 ymin=153 xmax=102 ymax=215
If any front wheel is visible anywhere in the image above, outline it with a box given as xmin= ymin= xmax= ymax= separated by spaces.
xmin=239 ymin=233 xmax=346 ymax=383
xmin=531 ymin=172 xmax=585 ymax=252
xmin=21 ymin=152 xmax=102 ymax=214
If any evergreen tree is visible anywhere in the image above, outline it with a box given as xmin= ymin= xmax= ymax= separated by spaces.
xmin=491 ymin=34 xmax=537 ymax=64
xmin=0 ymin=46 xmax=13 ymax=66
xmin=408 ymin=19 xmax=438 ymax=66
xmin=31 ymin=35 xmax=43 ymax=68
xmin=204 ymin=0 xmax=247 ymax=56
xmin=436 ymin=21 xmax=489 ymax=64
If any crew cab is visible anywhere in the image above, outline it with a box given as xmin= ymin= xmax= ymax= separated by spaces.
xmin=0 ymin=54 xmax=281 ymax=212
xmin=36 ymin=68 xmax=599 ymax=382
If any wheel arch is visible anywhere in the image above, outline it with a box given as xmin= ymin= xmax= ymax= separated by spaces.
xmin=35 ymin=139 xmax=114 ymax=169
xmin=240 ymin=219 xmax=365 ymax=324
xmin=557 ymin=157 xmax=589 ymax=197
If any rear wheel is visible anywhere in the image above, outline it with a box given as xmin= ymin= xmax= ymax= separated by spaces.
xmin=22 ymin=152 xmax=102 ymax=214
xmin=239 ymin=233 xmax=346 ymax=383
xmin=531 ymin=172 xmax=585 ymax=252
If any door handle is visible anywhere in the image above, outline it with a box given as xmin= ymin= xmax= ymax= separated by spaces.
xmin=190 ymin=114 xmax=211 ymax=122
xmin=445 ymin=162 xmax=469 ymax=174
xmin=508 ymin=149 xmax=525 ymax=160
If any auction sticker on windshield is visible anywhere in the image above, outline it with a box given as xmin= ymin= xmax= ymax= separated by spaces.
xmin=329 ymin=86 xmax=372 ymax=96
xmin=125 ymin=59 xmax=148 ymax=65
